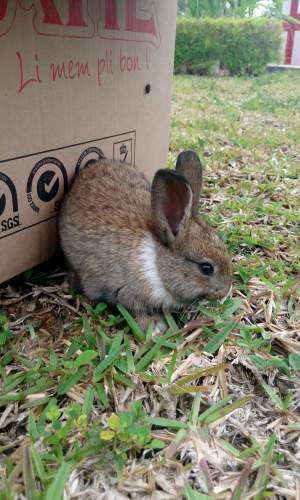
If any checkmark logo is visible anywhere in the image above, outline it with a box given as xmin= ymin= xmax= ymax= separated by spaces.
xmin=37 ymin=170 xmax=60 ymax=202
xmin=44 ymin=174 xmax=58 ymax=194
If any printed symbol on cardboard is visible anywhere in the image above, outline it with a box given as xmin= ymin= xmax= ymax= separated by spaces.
xmin=27 ymin=157 xmax=68 ymax=214
xmin=120 ymin=144 xmax=128 ymax=160
xmin=0 ymin=193 xmax=6 ymax=217
xmin=75 ymin=147 xmax=105 ymax=176
xmin=0 ymin=172 xmax=20 ymax=234
xmin=37 ymin=171 xmax=60 ymax=202
xmin=113 ymin=139 xmax=132 ymax=163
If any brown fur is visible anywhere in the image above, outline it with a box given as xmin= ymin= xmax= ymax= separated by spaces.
xmin=59 ymin=152 xmax=232 ymax=328
xmin=175 ymin=150 xmax=203 ymax=215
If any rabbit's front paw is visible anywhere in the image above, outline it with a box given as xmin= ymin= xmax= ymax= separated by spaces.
xmin=136 ymin=314 xmax=167 ymax=335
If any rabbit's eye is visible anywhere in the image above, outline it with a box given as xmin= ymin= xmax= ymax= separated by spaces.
xmin=199 ymin=262 xmax=214 ymax=275
xmin=185 ymin=256 xmax=215 ymax=276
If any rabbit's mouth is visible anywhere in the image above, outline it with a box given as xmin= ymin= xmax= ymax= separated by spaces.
xmin=189 ymin=282 xmax=232 ymax=303
xmin=219 ymin=284 xmax=233 ymax=303
xmin=176 ymin=290 xmax=217 ymax=306
xmin=207 ymin=284 xmax=232 ymax=301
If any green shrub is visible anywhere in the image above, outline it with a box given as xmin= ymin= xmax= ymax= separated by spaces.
xmin=174 ymin=18 xmax=219 ymax=74
xmin=175 ymin=17 xmax=282 ymax=76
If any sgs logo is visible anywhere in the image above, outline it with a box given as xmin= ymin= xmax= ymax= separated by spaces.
xmin=27 ymin=157 xmax=68 ymax=214
xmin=0 ymin=172 xmax=20 ymax=234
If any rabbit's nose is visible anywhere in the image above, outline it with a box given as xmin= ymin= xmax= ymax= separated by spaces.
xmin=213 ymin=283 xmax=232 ymax=300
xmin=213 ymin=289 xmax=226 ymax=299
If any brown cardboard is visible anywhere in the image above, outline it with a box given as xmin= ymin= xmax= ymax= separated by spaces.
xmin=0 ymin=1 xmax=177 ymax=283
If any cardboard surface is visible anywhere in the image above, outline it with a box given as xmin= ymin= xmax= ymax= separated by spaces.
xmin=0 ymin=1 xmax=177 ymax=283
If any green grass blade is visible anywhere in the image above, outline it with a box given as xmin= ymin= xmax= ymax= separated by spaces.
xmin=49 ymin=350 xmax=58 ymax=371
xmin=95 ymin=382 xmax=109 ymax=408
xmin=44 ymin=462 xmax=71 ymax=500
xmin=146 ymin=416 xmax=188 ymax=430
xmin=113 ymin=372 xmax=134 ymax=388
xmin=203 ymin=321 xmax=237 ymax=353
xmin=3 ymin=373 xmax=26 ymax=392
xmin=256 ymin=433 xmax=277 ymax=466
xmin=198 ymin=396 xmax=233 ymax=424
xmin=82 ymin=315 xmax=97 ymax=347
xmin=74 ymin=350 xmax=98 ymax=369
xmin=200 ymin=396 xmax=252 ymax=426
xmin=93 ymin=332 xmax=123 ymax=381
xmin=261 ymin=382 xmax=284 ymax=411
xmin=23 ymin=444 xmax=38 ymax=500
xmin=171 ymin=385 xmax=212 ymax=395
xmin=83 ymin=385 xmax=94 ymax=415
xmin=165 ymin=349 xmax=178 ymax=384
xmin=289 ymin=352 xmax=300 ymax=370
xmin=183 ymin=482 xmax=214 ymax=499
xmin=117 ymin=304 xmax=145 ymax=342
xmin=174 ymin=363 xmax=228 ymax=386
xmin=145 ymin=320 xmax=155 ymax=342
xmin=0 ymin=393 xmax=23 ymax=406
xmin=57 ymin=366 xmax=87 ymax=396
xmin=190 ymin=393 xmax=202 ymax=426
xmin=164 ymin=312 xmax=178 ymax=332
xmin=31 ymin=445 xmax=46 ymax=482
xmin=28 ymin=414 xmax=39 ymax=442
xmin=124 ymin=334 xmax=135 ymax=373
xmin=231 ymin=459 xmax=254 ymax=500
xmin=135 ymin=343 xmax=161 ymax=372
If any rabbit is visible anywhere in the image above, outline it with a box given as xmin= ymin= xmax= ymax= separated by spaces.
xmin=59 ymin=151 xmax=232 ymax=330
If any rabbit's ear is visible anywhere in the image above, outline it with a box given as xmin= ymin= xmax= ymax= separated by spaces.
xmin=175 ymin=150 xmax=202 ymax=215
xmin=151 ymin=169 xmax=192 ymax=246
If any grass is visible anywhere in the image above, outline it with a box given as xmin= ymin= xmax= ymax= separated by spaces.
xmin=0 ymin=72 xmax=300 ymax=499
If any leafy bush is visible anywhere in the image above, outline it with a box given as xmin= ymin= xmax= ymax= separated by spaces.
xmin=175 ymin=17 xmax=282 ymax=76
xmin=174 ymin=18 xmax=219 ymax=74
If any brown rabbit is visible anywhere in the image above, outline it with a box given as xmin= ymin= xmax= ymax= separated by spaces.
xmin=59 ymin=151 xmax=232 ymax=329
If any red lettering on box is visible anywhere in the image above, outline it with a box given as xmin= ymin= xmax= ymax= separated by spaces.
xmin=68 ymin=0 xmax=87 ymax=27
xmin=104 ymin=0 xmax=119 ymax=30
xmin=50 ymin=60 xmax=91 ymax=81
xmin=99 ymin=0 xmax=160 ymax=47
xmin=0 ymin=0 xmax=160 ymax=44
xmin=39 ymin=0 xmax=87 ymax=27
xmin=0 ymin=0 xmax=8 ymax=20
xmin=125 ymin=0 xmax=156 ymax=37
xmin=0 ymin=0 xmax=18 ymax=36
xmin=40 ymin=0 xmax=63 ymax=25
xmin=120 ymin=49 xmax=141 ymax=72
xmin=16 ymin=51 xmax=42 ymax=94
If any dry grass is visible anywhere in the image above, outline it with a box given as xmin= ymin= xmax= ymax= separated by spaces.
xmin=0 ymin=72 xmax=300 ymax=499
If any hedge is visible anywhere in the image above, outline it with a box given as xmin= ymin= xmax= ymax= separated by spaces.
xmin=175 ymin=17 xmax=282 ymax=76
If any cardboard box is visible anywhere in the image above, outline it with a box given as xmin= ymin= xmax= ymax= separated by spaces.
xmin=0 ymin=0 xmax=177 ymax=283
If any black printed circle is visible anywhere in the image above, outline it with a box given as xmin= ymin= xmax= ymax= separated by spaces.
xmin=0 ymin=172 xmax=18 ymax=214
xmin=37 ymin=170 xmax=60 ymax=202
xmin=27 ymin=157 xmax=68 ymax=213
xmin=0 ymin=193 xmax=6 ymax=217
xmin=75 ymin=147 xmax=105 ymax=175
